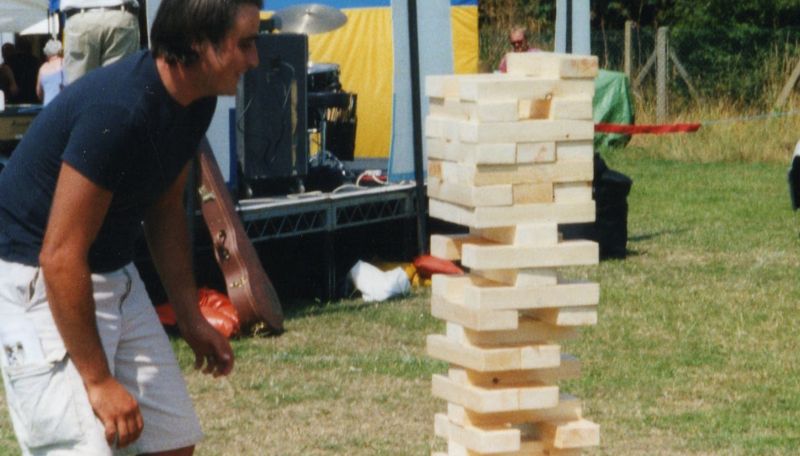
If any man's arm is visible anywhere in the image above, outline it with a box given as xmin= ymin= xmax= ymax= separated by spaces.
xmin=39 ymin=163 xmax=143 ymax=448
xmin=143 ymin=162 xmax=234 ymax=377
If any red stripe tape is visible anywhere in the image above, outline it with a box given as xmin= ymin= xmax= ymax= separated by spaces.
xmin=594 ymin=122 xmax=701 ymax=134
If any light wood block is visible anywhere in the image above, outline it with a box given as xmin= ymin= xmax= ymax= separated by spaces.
xmin=463 ymin=280 xmax=600 ymax=311
xmin=431 ymin=119 xmax=595 ymax=144
xmin=553 ymin=182 xmax=593 ymax=203
xmin=426 ymin=74 xmax=595 ymax=102
xmin=432 ymin=294 xmax=519 ymax=331
xmin=556 ymin=141 xmax=594 ymax=162
xmin=461 ymin=240 xmax=599 ymax=270
xmin=431 ymin=273 xmax=599 ymax=312
xmin=464 ymin=318 xmax=578 ymax=346
xmin=472 ymin=223 xmax=559 ymax=246
xmin=512 ymin=183 xmax=554 ymax=204
xmin=527 ymin=307 xmax=598 ymax=327
xmin=538 ymin=419 xmax=600 ymax=449
xmin=428 ymin=137 xmax=519 ymax=165
xmin=427 ymin=334 xmax=561 ymax=372
xmin=430 ymin=160 xmax=593 ymax=188
xmin=429 ymin=97 xmax=520 ymax=123
xmin=429 ymin=178 xmax=514 ymax=207
xmin=506 ymin=52 xmax=599 ymax=79
xmin=430 ymin=233 xmax=485 ymax=261
xmin=449 ymin=394 xmax=583 ymax=428
xmin=549 ymin=97 xmax=594 ymax=120
xmin=433 ymin=374 xmax=559 ymax=413
xmin=516 ymin=142 xmax=556 ymax=163
xmin=436 ymin=414 xmax=522 ymax=454
xmin=429 ymin=199 xmax=596 ymax=228
xmin=464 ymin=355 xmax=581 ymax=386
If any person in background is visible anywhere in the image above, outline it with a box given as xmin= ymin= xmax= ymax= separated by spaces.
xmin=4 ymin=41 xmax=40 ymax=104
xmin=498 ymin=26 xmax=539 ymax=73
xmin=36 ymin=39 xmax=65 ymax=105
xmin=60 ymin=0 xmax=141 ymax=84
xmin=0 ymin=44 xmax=19 ymax=102
xmin=0 ymin=0 xmax=261 ymax=453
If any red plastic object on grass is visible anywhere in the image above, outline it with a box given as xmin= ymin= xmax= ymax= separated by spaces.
xmin=155 ymin=287 xmax=241 ymax=339
xmin=413 ymin=255 xmax=464 ymax=279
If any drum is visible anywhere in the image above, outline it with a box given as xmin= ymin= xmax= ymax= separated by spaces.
xmin=307 ymin=62 xmax=341 ymax=92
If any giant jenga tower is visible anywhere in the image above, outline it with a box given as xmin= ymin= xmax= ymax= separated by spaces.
xmin=425 ymin=52 xmax=601 ymax=456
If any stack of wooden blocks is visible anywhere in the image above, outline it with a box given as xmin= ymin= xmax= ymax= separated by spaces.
xmin=425 ymin=52 xmax=602 ymax=455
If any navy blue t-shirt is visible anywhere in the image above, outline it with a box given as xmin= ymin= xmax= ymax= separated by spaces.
xmin=0 ymin=50 xmax=217 ymax=272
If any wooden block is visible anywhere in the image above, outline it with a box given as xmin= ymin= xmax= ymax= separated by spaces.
xmin=538 ymin=419 xmax=600 ymax=449
xmin=430 ymin=233 xmax=485 ymax=261
xmin=429 ymin=199 xmax=596 ymax=228
xmin=458 ymin=120 xmax=595 ymax=144
xmin=512 ymin=183 xmax=553 ymax=204
xmin=435 ymin=413 xmax=450 ymax=438
xmin=553 ymin=182 xmax=593 ymax=203
xmin=549 ymin=97 xmax=594 ymax=120
xmin=472 ymin=223 xmax=559 ymax=246
xmin=556 ymin=141 xmax=594 ymax=162
xmin=451 ymin=394 xmax=584 ymax=428
xmin=527 ymin=307 xmax=598 ymax=327
xmin=471 ymin=268 xmax=559 ymax=287
xmin=461 ymin=240 xmax=599 ymax=270
xmin=432 ymin=161 xmax=593 ymax=188
xmin=441 ymin=417 xmax=522 ymax=454
xmin=447 ymin=374 xmax=559 ymax=414
xmin=429 ymin=178 xmax=514 ymax=207
xmin=432 ymin=274 xmax=473 ymax=302
xmin=431 ymin=295 xmax=519 ymax=331
xmin=464 ymin=318 xmax=578 ymax=346
xmin=427 ymin=335 xmax=561 ymax=372
xmin=506 ymin=52 xmax=599 ymax=79
xmin=429 ymin=97 xmax=523 ymax=123
xmin=465 ymin=355 xmax=581 ymax=386
xmin=427 ymin=137 xmax=518 ymax=165
xmin=463 ymin=280 xmax=600 ymax=311
xmin=517 ymin=142 xmax=556 ymax=163
xmin=433 ymin=374 xmax=559 ymax=413
xmin=431 ymin=76 xmax=594 ymax=103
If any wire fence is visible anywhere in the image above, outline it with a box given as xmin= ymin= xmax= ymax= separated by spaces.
xmin=480 ymin=23 xmax=800 ymax=116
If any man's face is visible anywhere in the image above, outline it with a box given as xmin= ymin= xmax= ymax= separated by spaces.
xmin=197 ymin=4 xmax=260 ymax=95
xmin=510 ymin=31 xmax=528 ymax=52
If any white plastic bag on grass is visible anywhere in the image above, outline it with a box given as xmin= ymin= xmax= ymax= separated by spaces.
xmin=347 ymin=260 xmax=410 ymax=302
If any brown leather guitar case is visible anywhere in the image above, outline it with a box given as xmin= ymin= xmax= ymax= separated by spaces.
xmin=196 ymin=138 xmax=284 ymax=333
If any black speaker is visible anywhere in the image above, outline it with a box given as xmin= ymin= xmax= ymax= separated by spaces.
xmin=236 ymin=33 xmax=308 ymax=195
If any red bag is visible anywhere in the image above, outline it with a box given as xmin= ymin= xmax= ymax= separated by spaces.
xmin=413 ymin=255 xmax=464 ymax=279
xmin=156 ymin=288 xmax=241 ymax=339
xmin=198 ymin=288 xmax=241 ymax=338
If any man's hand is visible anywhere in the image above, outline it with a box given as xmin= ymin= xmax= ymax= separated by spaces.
xmin=86 ymin=377 xmax=143 ymax=448
xmin=180 ymin=316 xmax=235 ymax=377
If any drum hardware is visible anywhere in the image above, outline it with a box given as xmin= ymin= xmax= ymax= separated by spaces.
xmin=272 ymin=3 xmax=348 ymax=35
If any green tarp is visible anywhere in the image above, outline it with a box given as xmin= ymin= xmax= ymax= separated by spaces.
xmin=593 ymin=69 xmax=634 ymax=149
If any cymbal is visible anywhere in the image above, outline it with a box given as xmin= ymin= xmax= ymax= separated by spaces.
xmin=274 ymin=3 xmax=347 ymax=35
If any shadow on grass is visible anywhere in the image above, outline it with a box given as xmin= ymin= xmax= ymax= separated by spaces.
xmin=628 ymin=228 xmax=688 ymax=243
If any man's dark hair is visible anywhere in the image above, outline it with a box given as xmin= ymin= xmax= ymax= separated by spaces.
xmin=151 ymin=0 xmax=262 ymax=65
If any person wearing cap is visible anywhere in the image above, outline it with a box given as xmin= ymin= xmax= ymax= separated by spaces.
xmin=36 ymin=39 xmax=64 ymax=105
xmin=60 ymin=0 xmax=141 ymax=84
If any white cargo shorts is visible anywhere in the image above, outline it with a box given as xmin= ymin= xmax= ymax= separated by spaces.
xmin=0 ymin=258 xmax=203 ymax=455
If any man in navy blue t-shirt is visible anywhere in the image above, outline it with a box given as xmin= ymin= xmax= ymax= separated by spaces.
xmin=0 ymin=0 xmax=261 ymax=454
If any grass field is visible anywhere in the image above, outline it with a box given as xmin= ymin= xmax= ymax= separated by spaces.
xmin=2 ymin=144 xmax=800 ymax=454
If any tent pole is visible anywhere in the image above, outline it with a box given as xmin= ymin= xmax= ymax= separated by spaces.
xmin=407 ymin=0 xmax=428 ymax=255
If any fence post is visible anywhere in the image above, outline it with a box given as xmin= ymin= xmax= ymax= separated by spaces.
xmin=656 ymin=26 xmax=668 ymax=123
xmin=624 ymin=20 xmax=633 ymax=79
